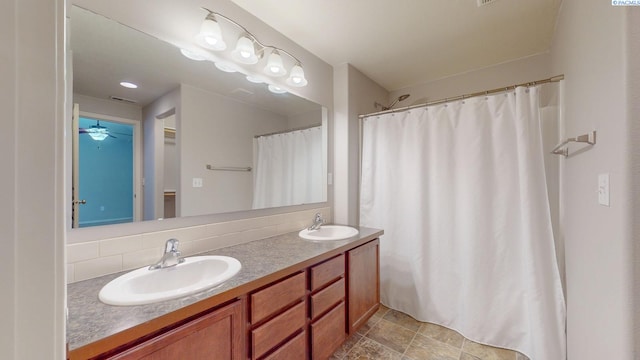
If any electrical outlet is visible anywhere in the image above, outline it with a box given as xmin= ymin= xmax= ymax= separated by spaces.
xmin=192 ymin=178 xmax=203 ymax=188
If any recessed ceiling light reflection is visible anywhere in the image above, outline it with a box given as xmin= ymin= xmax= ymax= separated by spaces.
xmin=120 ymin=81 xmax=138 ymax=89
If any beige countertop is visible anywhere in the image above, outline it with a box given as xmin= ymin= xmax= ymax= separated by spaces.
xmin=67 ymin=226 xmax=383 ymax=353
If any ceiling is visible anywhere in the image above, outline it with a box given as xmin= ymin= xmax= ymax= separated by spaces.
xmin=230 ymin=0 xmax=563 ymax=91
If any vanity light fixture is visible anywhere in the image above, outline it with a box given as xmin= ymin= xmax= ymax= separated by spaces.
xmin=246 ymin=75 xmax=266 ymax=84
xmin=197 ymin=13 xmax=226 ymax=51
xmin=286 ymin=63 xmax=308 ymax=87
xmin=264 ymin=50 xmax=287 ymax=77
xmin=267 ymin=84 xmax=287 ymax=94
xmin=189 ymin=8 xmax=309 ymax=88
xmin=119 ymin=81 xmax=138 ymax=89
xmin=214 ymin=61 xmax=239 ymax=73
xmin=231 ymin=35 xmax=259 ymax=64
xmin=180 ymin=48 xmax=208 ymax=61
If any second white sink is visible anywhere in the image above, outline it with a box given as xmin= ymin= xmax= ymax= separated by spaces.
xmin=299 ymin=225 xmax=359 ymax=241
xmin=99 ymin=255 xmax=241 ymax=306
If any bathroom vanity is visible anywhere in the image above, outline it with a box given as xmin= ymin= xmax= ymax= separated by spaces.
xmin=67 ymin=227 xmax=382 ymax=359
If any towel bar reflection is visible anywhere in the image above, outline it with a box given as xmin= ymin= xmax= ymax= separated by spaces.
xmin=551 ymin=131 xmax=596 ymax=157
xmin=206 ymin=164 xmax=252 ymax=172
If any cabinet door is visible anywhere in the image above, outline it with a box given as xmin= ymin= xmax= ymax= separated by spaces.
xmin=347 ymin=239 xmax=380 ymax=334
xmin=311 ymin=301 xmax=346 ymax=360
xmin=110 ymin=300 xmax=243 ymax=360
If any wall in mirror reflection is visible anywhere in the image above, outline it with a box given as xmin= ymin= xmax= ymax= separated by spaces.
xmin=74 ymin=85 xmax=326 ymax=227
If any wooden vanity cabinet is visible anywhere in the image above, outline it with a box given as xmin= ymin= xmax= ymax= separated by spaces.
xmin=249 ymin=272 xmax=307 ymax=359
xmin=72 ymin=237 xmax=381 ymax=360
xmin=109 ymin=299 xmax=243 ymax=360
xmin=347 ymin=239 xmax=380 ymax=334
xmin=309 ymin=254 xmax=347 ymax=360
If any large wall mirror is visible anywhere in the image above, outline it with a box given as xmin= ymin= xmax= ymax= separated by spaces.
xmin=69 ymin=5 xmax=328 ymax=229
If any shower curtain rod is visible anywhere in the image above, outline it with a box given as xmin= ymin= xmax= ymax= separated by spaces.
xmin=254 ymin=123 xmax=322 ymax=138
xmin=359 ymin=74 xmax=565 ymax=118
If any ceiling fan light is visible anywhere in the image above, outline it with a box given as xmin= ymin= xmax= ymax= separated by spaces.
xmin=86 ymin=126 xmax=109 ymax=141
xmin=197 ymin=16 xmax=226 ymax=51
xmin=286 ymin=64 xmax=308 ymax=87
xmin=263 ymin=50 xmax=287 ymax=77
xmin=231 ymin=36 xmax=259 ymax=64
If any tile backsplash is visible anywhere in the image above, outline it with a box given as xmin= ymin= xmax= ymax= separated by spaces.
xmin=67 ymin=207 xmax=331 ymax=283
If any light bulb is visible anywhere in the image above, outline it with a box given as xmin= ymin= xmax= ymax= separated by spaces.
xmin=263 ymin=50 xmax=287 ymax=77
xmin=196 ymin=16 xmax=226 ymax=51
xmin=286 ymin=64 xmax=308 ymax=87
xmin=231 ymin=36 xmax=259 ymax=64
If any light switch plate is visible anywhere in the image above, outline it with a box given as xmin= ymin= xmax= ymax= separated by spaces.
xmin=598 ymin=173 xmax=610 ymax=207
xmin=192 ymin=177 xmax=203 ymax=188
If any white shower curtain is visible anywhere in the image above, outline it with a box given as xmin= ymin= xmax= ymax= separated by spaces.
xmin=252 ymin=126 xmax=323 ymax=209
xmin=360 ymin=87 xmax=566 ymax=360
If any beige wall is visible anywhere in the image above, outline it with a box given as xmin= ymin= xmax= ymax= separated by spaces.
xmin=551 ymin=0 xmax=634 ymax=358
xmin=1 ymin=0 xmax=66 ymax=358
xmin=179 ymin=84 xmax=288 ymax=216
xmin=333 ymin=64 xmax=389 ymax=226
xmin=74 ymin=93 xmax=143 ymax=122
xmin=287 ymin=108 xmax=323 ymax=129
xmin=389 ymin=52 xmax=551 ymax=104
xmin=142 ymin=88 xmax=180 ymax=221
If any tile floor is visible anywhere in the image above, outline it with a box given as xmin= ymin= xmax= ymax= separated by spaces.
xmin=331 ymin=305 xmax=529 ymax=360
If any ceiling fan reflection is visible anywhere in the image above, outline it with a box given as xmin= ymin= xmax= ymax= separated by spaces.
xmin=79 ymin=120 xmax=130 ymax=141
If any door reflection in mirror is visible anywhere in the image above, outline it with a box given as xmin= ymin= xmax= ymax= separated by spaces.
xmin=76 ymin=116 xmax=135 ymax=227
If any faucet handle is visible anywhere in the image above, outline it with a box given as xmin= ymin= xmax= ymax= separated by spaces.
xmin=314 ymin=213 xmax=323 ymax=222
xmin=165 ymin=238 xmax=180 ymax=253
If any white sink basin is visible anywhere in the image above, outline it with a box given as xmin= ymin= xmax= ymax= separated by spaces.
xmin=99 ymin=256 xmax=241 ymax=306
xmin=299 ymin=225 xmax=359 ymax=241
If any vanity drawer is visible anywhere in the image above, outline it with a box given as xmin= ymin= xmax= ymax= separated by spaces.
xmin=311 ymin=277 xmax=345 ymax=320
xmin=262 ymin=330 xmax=306 ymax=360
xmin=311 ymin=301 xmax=347 ymax=360
xmin=310 ymin=254 xmax=345 ymax=291
xmin=252 ymin=301 xmax=306 ymax=359
xmin=251 ymin=272 xmax=306 ymax=323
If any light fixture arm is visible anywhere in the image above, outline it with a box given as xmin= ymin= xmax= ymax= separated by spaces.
xmin=201 ymin=8 xmax=303 ymax=66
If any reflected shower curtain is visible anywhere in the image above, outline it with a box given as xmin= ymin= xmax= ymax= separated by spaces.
xmin=252 ymin=126 xmax=323 ymax=209
xmin=360 ymin=87 xmax=566 ymax=360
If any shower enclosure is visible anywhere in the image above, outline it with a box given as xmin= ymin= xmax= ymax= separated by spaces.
xmin=359 ymin=82 xmax=566 ymax=360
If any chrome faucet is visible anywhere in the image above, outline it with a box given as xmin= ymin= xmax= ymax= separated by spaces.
xmin=308 ymin=213 xmax=324 ymax=231
xmin=149 ymin=238 xmax=185 ymax=270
